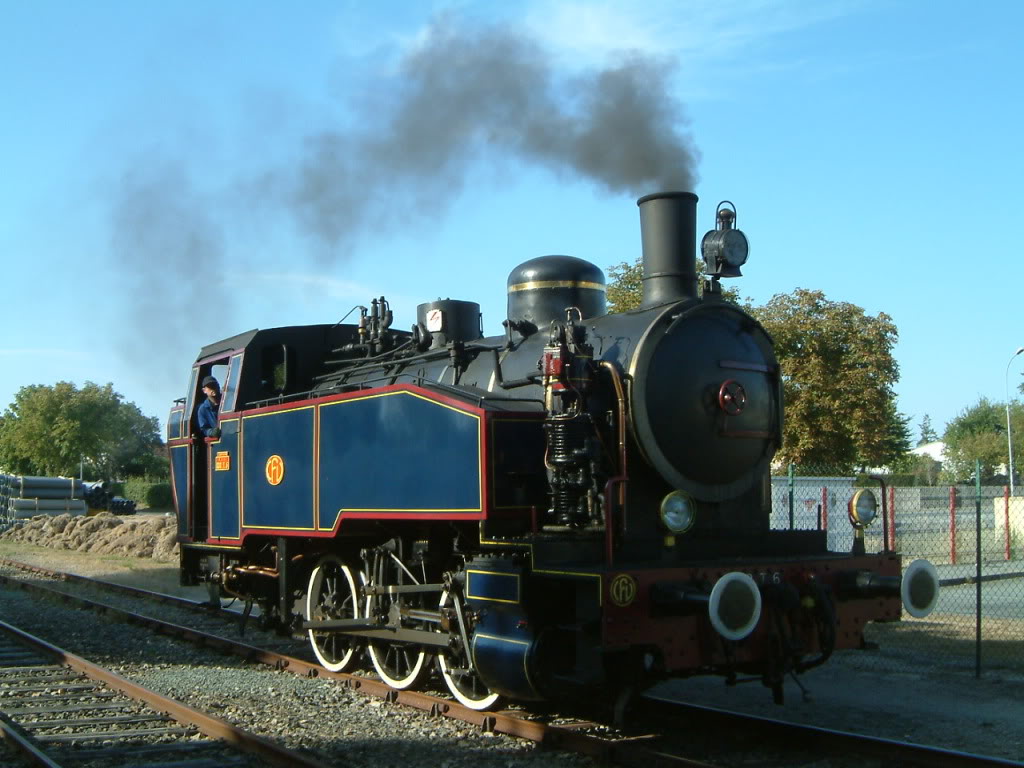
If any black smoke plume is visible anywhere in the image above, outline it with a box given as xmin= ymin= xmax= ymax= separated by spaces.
xmin=107 ymin=15 xmax=698 ymax=381
xmin=108 ymin=163 xmax=225 ymax=380
xmin=282 ymin=15 xmax=699 ymax=251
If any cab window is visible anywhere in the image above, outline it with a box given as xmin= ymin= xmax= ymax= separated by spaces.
xmin=222 ymin=353 xmax=244 ymax=412
xmin=191 ymin=361 xmax=228 ymax=435
xmin=183 ymin=368 xmax=199 ymax=431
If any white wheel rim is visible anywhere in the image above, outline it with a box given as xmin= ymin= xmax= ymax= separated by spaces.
xmin=437 ymin=588 xmax=500 ymax=710
xmin=307 ymin=559 xmax=360 ymax=673
xmin=438 ymin=653 xmax=501 ymax=710
xmin=368 ymin=643 xmax=429 ymax=689
xmin=365 ymin=557 xmax=430 ymax=689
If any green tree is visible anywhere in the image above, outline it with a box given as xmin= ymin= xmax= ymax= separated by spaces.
xmin=917 ymin=413 xmax=938 ymax=445
xmin=909 ymin=453 xmax=942 ymax=486
xmin=756 ymin=289 xmax=908 ymax=470
xmin=0 ymin=381 xmax=163 ymax=480
xmin=604 ymin=260 xmax=912 ymax=472
xmin=941 ymin=397 xmax=1024 ymax=483
xmin=605 ymin=260 xmax=643 ymax=313
xmin=604 ymin=258 xmax=743 ymax=313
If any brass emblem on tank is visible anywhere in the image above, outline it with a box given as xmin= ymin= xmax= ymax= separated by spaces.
xmin=265 ymin=455 xmax=285 ymax=486
xmin=609 ymin=574 xmax=638 ymax=607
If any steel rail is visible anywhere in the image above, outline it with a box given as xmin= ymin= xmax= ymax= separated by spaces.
xmin=0 ymin=618 xmax=330 ymax=768
xmin=0 ymin=565 xmax=711 ymax=766
xmin=0 ymin=557 xmax=225 ymax=614
xmin=640 ymin=696 xmax=1023 ymax=768
xmin=0 ymin=710 xmax=62 ymax=768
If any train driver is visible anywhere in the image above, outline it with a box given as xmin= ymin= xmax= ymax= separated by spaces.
xmin=198 ymin=376 xmax=221 ymax=438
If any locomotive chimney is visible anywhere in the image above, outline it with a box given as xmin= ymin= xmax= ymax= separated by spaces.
xmin=637 ymin=191 xmax=699 ymax=308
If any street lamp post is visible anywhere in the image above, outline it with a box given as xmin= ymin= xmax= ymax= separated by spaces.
xmin=1006 ymin=347 xmax=1024 ymax=495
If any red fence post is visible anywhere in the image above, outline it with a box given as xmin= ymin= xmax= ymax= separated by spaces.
xmin=821 ymin=486 xmax=828 ymax=530
xmin=1005 ymin=486 xmax=1012 ymax=561
xmin=888 ymin=485 xmax=896 ymax=552
xmin=949 ymin=486 xmax=957 ymax=565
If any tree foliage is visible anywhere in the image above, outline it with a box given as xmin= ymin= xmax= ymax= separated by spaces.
xmin=605 ymin=260 xmax=644 ymax=314
xmin=604 ymin=259 xmax=910 ymax=471
xmin=757 ymin=289 xmax=909 ymax=470
xmin=941 ymin=397 xmax=1024 ymax=483
xmin=917 ymin=414 xmax=938 ymax=446
xmin=0 ymin=382 xmax=164 ymax=480
xmin=909 ymin=453 xmax=942 ymax=486
xmin=605 ymin=258 xmax=742 ymax=313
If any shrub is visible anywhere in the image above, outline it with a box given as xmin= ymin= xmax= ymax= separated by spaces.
xmin=122 ymin=477 xmax=174 ymax=509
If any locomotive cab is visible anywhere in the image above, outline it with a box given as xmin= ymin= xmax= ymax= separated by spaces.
xmin=168 ymin=324 xmax=358 ymax=551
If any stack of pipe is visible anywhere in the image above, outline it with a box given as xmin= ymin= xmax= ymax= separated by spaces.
xmin=108 ymin=496 xmax=137 ymax=515
xmin=83 ymin=481 xmax=111 ymax=511
xmin=6 ymin=475 xmax=87 ymax=519
xmin=0 ymin=474 xmax=13 ymax=524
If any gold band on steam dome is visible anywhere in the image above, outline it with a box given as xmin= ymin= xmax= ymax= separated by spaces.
xmin=508 ymin=280 xmax=606 ymax=293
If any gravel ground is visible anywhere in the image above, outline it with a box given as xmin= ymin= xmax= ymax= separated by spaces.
xmin=653 ymin=653 xmax=1024 ymax=761
xmin=0 ymin=569 xmax=593 ymax=767
xmin=2 ymin=515 xmax=1023 ymax=765
xmin=0 ymin=515 xmax=597 ymax=766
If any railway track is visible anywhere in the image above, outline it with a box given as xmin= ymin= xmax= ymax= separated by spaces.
xmin=1 ymin=557 xmax=1019 ymax=768
xmin=635 ymin=695 xmax=1024 ymax=768
xmin=0 ymin=559 xmax=697 ymax=766
xmin=0 ymin=617 xmax=329 ymax=767
xmin=0 ymin=557 xmax=307 ymax=653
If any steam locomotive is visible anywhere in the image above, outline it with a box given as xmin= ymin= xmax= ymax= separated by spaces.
xmin=167 ymin=191 xmax=939 ymax=711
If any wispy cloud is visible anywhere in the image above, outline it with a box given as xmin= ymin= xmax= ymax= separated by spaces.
xmin=335 ymin=0 xmax=866 ymax=73
xmin=247 ymin=272 xmax=371 ymax=300
xmin=521 ymin=0 xmax=867 ymax=71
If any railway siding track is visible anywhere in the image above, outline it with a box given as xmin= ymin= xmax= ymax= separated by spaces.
xmin=0 ymin=618 xmax=329 ymax=767
xmin=0 ymin=557 xmax=306 ymax=657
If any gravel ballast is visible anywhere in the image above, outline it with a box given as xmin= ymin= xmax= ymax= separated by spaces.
xmin=2 ymin=513 xmax=1023 ymax=764
xmin=0 ymin=575 xmax=592 ymax=767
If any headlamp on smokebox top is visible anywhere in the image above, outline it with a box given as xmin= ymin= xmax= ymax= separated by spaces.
xmin=701 ymin=201 xmax=749 ymax=278
xmin=847 ymin=488 xmax=879 ymax=529
xmin=660 ymin=490 xmax=697 ymax=534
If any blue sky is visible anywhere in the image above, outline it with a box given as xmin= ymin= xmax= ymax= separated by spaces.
xmin=2 ymin=0 xmax=1021 ymax=443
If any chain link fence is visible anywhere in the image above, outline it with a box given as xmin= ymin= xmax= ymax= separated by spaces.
xmin=772 ymin=464 xmax=1024 ymax=677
